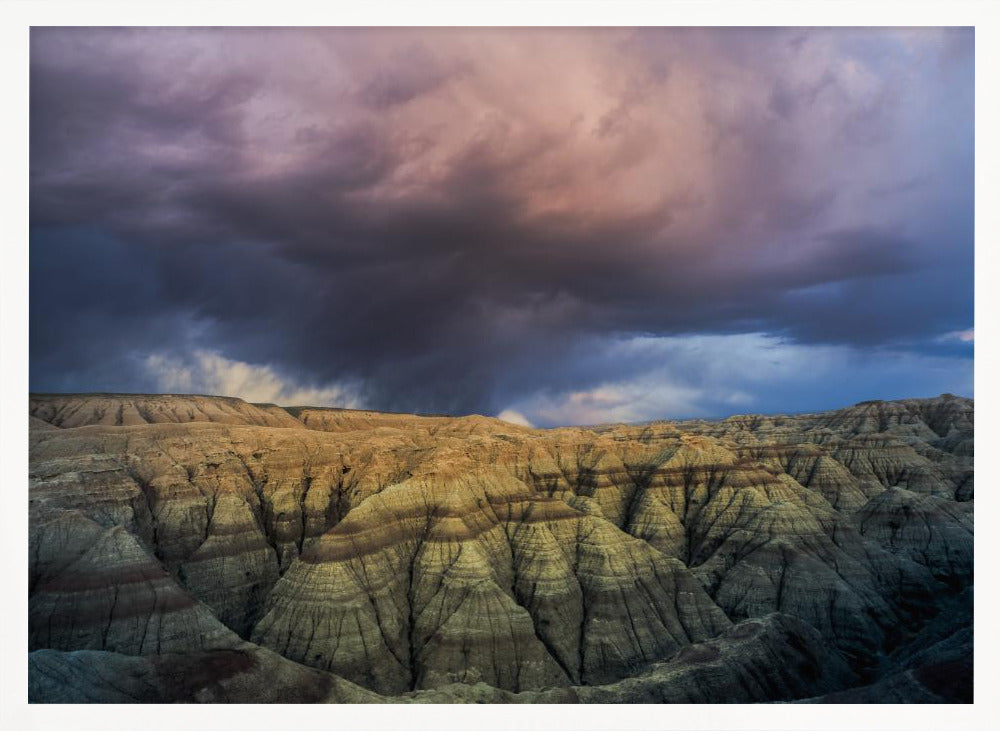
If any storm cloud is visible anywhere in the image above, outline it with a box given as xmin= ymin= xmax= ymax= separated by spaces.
xmin=30 ymin=27 xmax=974 ymax=424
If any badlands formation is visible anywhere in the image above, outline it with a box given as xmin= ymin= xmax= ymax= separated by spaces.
xmin=28 ymin=393 xmax=973 ymax=703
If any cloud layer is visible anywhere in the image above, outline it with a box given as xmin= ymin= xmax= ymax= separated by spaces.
xmin=30 ymin=28 xmax=974 ymax=423
xmin=144 ymin=350 xmax=364 ymax=408
xmin=501 ymin=333 xmax=974 ymax=427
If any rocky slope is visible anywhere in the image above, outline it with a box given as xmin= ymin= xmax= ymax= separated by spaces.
xmin=28 ymin=393 xmax=973 ymax=703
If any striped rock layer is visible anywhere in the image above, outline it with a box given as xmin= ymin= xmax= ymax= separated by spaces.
xmin=28 ymin=393 xmax=973 ymax=703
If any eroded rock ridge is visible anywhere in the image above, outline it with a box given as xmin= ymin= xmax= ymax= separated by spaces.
xmin=28 ymin=393 xmax=973 ymax=703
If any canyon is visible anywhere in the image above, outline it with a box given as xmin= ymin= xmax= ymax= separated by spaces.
xmin=27 ymin=393 xmax=973 ymax=703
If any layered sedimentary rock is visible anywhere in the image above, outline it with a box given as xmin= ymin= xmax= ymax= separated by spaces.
xmin=252 ymin=469 xmax=731 ymax=693
xmin=30 ymin=393 xmax=307 ymax=429
xmin=29 ymin=514 xmax=240 ymax=655
xmin=798 ymin=588 xmax=973 ymax=703
xmin=639 ymin=394 xmax=973 ymax=503
xmin=28 ymin=614 xmax=852 ymax=704
xmin=29 ymin=393 xmax=973 ymax=703
xmin=576 ymin=613 xmax=856 ymax=704
xmin=28 ymin=645 xmax=384 ymax=703
xmin=855 ymin=488 xmax=973 ymax=587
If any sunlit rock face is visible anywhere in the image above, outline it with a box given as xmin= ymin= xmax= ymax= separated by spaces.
xmin=28 ymin=393 xmax=972 ymax=703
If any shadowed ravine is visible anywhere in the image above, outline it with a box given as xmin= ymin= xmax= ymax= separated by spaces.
xmin=28 ymin=393 xmax=973 ymax=703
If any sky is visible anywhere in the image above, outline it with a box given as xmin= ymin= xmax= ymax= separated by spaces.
xmin=29 ymin=27 xmax=974 ymax=427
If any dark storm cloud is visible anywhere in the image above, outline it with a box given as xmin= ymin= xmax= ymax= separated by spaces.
xmin=29 ymin=27 xmax=974 ymax=419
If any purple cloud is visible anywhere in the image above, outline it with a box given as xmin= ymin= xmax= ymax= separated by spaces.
xmin=30 ymin=28 xmax=974 ymax=420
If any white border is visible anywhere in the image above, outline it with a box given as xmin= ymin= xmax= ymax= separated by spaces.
xmin=1 ymin=2 xmax=996 ymax=729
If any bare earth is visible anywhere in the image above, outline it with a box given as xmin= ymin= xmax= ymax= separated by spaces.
xmin=27 ymin=393 xmax=973 ymax=703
